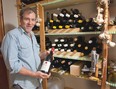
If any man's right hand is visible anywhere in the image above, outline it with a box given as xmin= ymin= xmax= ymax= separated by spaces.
xmin=34 ymin=71 xmax=51 ymax=79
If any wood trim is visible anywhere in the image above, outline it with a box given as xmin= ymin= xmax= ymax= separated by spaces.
xmin=101 ymin=1 xmax=109 ymax=89
xmin=0 ymin=0 xmax=5 ymax=43
xmin=37 ymin=4 xmax=48 ymax=89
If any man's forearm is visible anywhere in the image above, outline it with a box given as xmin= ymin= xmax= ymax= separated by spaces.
xmin=18 ymin=67 xmax=36 ymax=77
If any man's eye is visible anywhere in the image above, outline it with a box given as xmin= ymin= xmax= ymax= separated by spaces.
xmin=24 ymin=18 xmax=29 ymax=21
xmin=23 ymin=18 xmax=36 ymax=21
xmin=32 ymin=19 xmax=36 ymax=21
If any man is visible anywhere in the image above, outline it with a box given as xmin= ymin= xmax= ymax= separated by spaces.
xmin=1 ymin=7 xmax=50 ymax=89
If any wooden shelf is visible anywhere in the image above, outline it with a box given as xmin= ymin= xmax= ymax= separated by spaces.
xmin=18 ymin=0 xmax=96 ymax=10
xmin=33 ymin=25 xmax=116 ymax=36
xmin=42 ymin=0 xmax=96 ymax=10
xmin=34 ymin=28 xmax=101 ymax=36
xmin=50 ymin=69 xmax=101 ymax=82
xmin=53 ymin=51 xmax=91 ymax=61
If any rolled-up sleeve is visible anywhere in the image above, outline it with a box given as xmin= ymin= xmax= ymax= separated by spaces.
xmin=1 ymin=33 xmax=23 ymax=73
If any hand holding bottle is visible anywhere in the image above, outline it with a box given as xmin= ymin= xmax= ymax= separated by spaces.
xmin=34 ymin=71 xmax=51 ymax=79
xmin=39 ymin=51 xmax=49 ymax=60
xmin=40 ymin=48 xmax=54 ymax=74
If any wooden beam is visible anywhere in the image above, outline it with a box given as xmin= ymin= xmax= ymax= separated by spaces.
xmin=101 ymin=1 xmax=109 ymax=89
xmin=0 ymin=0 xmax=5 ymax=42
xmin=37 ymin=4 xmax=48 ymax=89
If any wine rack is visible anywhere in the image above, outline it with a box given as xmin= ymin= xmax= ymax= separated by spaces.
xmin=34 ymin=26 xmax=116 ymax=36
xmin=17 ymin=0 xmax=116 ymax=89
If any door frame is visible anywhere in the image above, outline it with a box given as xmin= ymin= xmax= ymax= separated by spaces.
xmin=0 ymin=0 xmax=5 ymax=43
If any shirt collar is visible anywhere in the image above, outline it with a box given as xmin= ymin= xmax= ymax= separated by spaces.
xmin=18 ymin=26 xmax=34 ymax=36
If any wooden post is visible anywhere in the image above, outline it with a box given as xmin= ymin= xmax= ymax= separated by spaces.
xmin=101 ymin=1 xmax=109 ymax=89
xmin=37 ymin=4 xmax=48 ymax=89
xmin=95 ymin=63 xmax=98 ymax=78
xmin=0 ymin=0 xmax=5 ymax=41
xmin=16 ymin=0 xmax=21 ymax=25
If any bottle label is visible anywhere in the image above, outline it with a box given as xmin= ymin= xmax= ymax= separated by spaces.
xmin=40 ymin=61 xmax=51 ymax=72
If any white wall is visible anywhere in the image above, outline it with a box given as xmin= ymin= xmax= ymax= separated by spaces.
xmin=2 ymin=0 xmax=18 ymax=33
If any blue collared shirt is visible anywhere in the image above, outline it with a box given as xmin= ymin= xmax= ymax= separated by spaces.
xmin=1 ymin=27 xmax=41 ymax=89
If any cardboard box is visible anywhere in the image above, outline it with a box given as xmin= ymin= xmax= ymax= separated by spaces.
xmin=70 ymin=62 xmax=84 ymax=76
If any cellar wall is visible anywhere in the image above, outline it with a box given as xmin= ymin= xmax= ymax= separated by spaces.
xmin=2 ymin=0 xmax=18 ymax=33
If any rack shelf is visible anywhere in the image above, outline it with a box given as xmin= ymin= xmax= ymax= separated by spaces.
xmin=19 ymin=0 xmax=96 ymax=10
xmin=53 ymin=51 xmax=91 ymax=61
xmin=34 ymin=26 xmax=116 ymax=36
xmin=42 ymin=0 xmax=96 ymax=10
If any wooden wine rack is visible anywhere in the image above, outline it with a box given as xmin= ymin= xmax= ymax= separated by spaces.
xmin=108 ymin=25 xmax=116 ymax=34
xmin=47 ymin=28 xmax=80 ymax=33
xmin=16 ymin=0 xmax=116 ymax=89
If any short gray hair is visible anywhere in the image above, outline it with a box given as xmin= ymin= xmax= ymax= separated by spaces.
xmin=20 ymin=7 xmax=37 ymax=19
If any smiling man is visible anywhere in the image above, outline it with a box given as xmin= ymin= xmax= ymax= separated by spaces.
xmin=1 ymin=7 xmax=50 ymax=89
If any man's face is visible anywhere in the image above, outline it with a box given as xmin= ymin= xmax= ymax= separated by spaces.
xmin=20 ymin=12 xmax=36 ymax=33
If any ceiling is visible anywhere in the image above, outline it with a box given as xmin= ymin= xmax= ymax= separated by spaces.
xmin=42 ymin=0 xmax=96 ymax=10
xmin=21 ymin=0 xmax=114 ymax=10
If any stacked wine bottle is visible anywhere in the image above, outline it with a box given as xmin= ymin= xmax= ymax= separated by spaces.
xmin=48 ymin=36 xmax=102 ymax=56
xmin=45 ymin=8 xmax=103 ymax=31
xmin=51 ymin=58 xmax=77 ymax=75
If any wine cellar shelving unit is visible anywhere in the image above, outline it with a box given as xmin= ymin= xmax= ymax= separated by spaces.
xmin=17 ymin=0 xmax=116 ymax=89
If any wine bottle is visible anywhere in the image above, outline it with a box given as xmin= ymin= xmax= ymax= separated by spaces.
xmin=91 ymin=18 xmax=101 ymax=31
xmin=40 ymin=50 xmax=54 ymax=74
xmin=46 ymin=41 xmax=52 ymax=50
xmin=69 ymin=43 xmax=75 ymax=52
xmin=63 ymin=43 xmax=69 ymax=51
xmin=60 ymin=37 xmax=68 ymax=44
xmin=63 ymin=60 xmax=75 ymax=70
xmin=54 ymin=38 xmax=59 ymax=43
xmin=88 ymin=37 xmax=98 ymax=49
xmin=59 ymin=38 xmax=65 ymax=43
xmin=32 ymin=25 xmax=40 ymax=31
xmin=58 ymin=60 xmax=75 ymax=75
xmin=74 ymin=36 xmax=85 ymax=52
xmin=57 ymin=43 xmax=63 ymax=51
xmin=85 ymin=18 xmax=95 ymax=32
xmin=65 ymin=12 xmax=71 ymax=29
xmin=57 ymin=13 xmax=65 ymax=28
xmin=53 ymin=13 xmax=63 ymax=29
xmin=68 ymin=37 xmax=74 ymax=44
xmin=45 ymin=12 xmax=51 ymax=32
xmin=83 ymin=42 xmax=92 ymax=56
xmin=49 ymin=14 xmax=54 ymax=29
xmin=88 ymin=37 xmax=102 ymax=54
xmin=52 ymin=43 xmax=56 ymax=48
xmin=60 ymin=9 xmax=70 ymax=29
xmin=52 ymin=13 xmax=60 ymax=29
xmin=95 ymin=40 xmax=102 ymax=54
xmin=76 ymin=13 xmax=86 ymax=30
xmin=58 ymin=60 xmax=66 ymax=69
xmin=35 ymin=36 xmax=40 ymax=44
xmin=51 ymin=58 xmax=62 ymax=68
xmin=70 ymin=8 xmax=80 ymax=28
xmin=53 ymin=38 xmax=62 ymax=51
